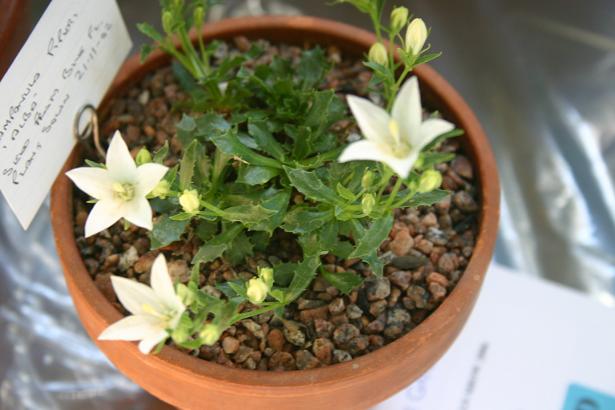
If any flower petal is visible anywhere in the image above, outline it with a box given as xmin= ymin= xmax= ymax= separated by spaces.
xmin=338 ymin=140 xmax=391 ymax=163
xmin=135 ymin=163 xmax=168 ymax=197
xmin=415 ymin=118 xmax=455 ymax=151
xmin=98 ymin=314 xmax=162 ymax=341
xmin=122 ymin=197 xmax=153 ymax=231
xmin=84 ymin=199 xmax=124 ymax=237
xmin=106 ymin=131 xmax=137 ymax=181
xmin=383 ymin=150 xmax=420 ymax=179
xmin=66 ymin=167 xmax=113 ymax=200
xmin=347 ymin=95 xmax=393 ymax=146
xmin=138 ymin=329 xmax=169 ymax=354
xmin=150 ymin=254 xmax=183 ymax=312
xmin=393 ymin=77 xmax=422 ymax=147
xmin=110 ymin=275 xmax=162 ymax=316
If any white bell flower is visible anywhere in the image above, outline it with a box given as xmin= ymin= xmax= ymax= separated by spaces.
xmin=338 ymin=77 xmax=454 ymax=178
xmin=66 ymin=130 xmax=168 ymax=237
xmin=98 ymin=254 xmax=186 ymax=354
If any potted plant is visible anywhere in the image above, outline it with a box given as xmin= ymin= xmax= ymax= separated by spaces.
xmin=50 ymin=1 xmax=499 ymax=409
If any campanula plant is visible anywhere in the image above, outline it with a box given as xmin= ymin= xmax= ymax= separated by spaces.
xmin=67 ymin=0 xmax=463 ymax=353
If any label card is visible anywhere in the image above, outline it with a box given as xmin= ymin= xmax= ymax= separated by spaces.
xmin=0 ymin=0 xmax=132 ymax=229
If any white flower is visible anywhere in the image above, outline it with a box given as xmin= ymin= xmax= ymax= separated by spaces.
xmin=66 ymin=131 xmax=168 ymax=237
xmin=338 ymin=77 xmax=454 ymax=178
xmin=405 ymin=18 xmax=428 ymax=55
xmin=98 ymin=254 xmax=185 ymax=354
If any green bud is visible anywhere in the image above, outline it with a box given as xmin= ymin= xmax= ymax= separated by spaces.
xmin=200 ymin=324 xmax=222 ymax=346
xmin=390 ymin=6 xmax=409 ymax=33
xmin=417 ymin=169 xmax=442 ymax=193
xmin=179 ymin=189 xmax=200 ymax=213
xmin=361 ymin=170 xmax=375 ymax=190
xmin=162 ymin=11 xmax=174 ymax=34
xmin=361 ymin=193 xmax=376 ymax=215
xmin=176 ymin=283 xmax=195 ymax=306
xmin=150 ymin=180 xmax=170 ymax=199
xmin=259 ymin=267 xmax=274 ymax=289
xmin=135 ymin=147 xmax=152 ymax=165
xmin=246 ymin=277 xmax=269 ymax=305
xmin=368 ymin=43 xmax=388 ymax=65
xmin=171 ymin=324 xmax=190 ymax=344
xmin=193 ymin=6 xmax=204 ymax=26
xmin=405 ymin=18 xmax=428 ymax=55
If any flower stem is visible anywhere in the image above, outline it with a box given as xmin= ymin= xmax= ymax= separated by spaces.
xmin=385 ymin=177 xmax=404 ymax=209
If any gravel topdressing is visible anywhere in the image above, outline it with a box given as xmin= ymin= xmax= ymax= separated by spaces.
xmin=73 ymin=38 xmax=480 ymax=371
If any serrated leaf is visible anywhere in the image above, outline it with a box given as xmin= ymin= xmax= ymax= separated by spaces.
xmin=220 ymin=204 xmax=277 ymax=229
xmin=211 ymin=129 xmax=283 ymax=169
xmin=225 ymin=232 xmax=254 ymax=265
xmin=407 ymin=189 xmax=450 ymax=207
xmin=153 ymin=141 xmax=169 ymax=164
xmin=149 ymin=215 xmax=189 ymax=249
xmin=248 ymin=120 xmax=286 ymax=161
xmin=236 ymin=165 xmax=280 ymax=185
xmin=286 ymin=254 xmax=322 ymax=301
xmin=282 ymin=207 xmax=332 ymax=234
xmin=192 ymin=224 xmax=243 ymax=264
xmin=348 ymin=215 xmax=394 ymax=259
xmin=179 ymin=140 xmax=198 ymax=190
xmin=419 ymin=152 xmax=455 ymax=169
xmin=284 ymin=166 xmax=340 ymax=205
xmin=336 ymin=183 xmax=356 ymax=201
xmin=320 ymin=268 xmax=363 ymax=295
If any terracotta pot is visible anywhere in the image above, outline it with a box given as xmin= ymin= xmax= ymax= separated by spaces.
xmin=50 ymin=16 xmax=500 ymax=410
xmin=0 ymin=0 xmax=28 ymax=78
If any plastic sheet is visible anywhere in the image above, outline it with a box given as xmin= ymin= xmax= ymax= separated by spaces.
xmin=1 ymin=0 xmax=614 ymax=408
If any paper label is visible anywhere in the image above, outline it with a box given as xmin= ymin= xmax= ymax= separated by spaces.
xmin=0 ymin=0 xmax=132 ymax=229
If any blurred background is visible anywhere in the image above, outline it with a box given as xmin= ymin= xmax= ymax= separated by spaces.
xmin=1 ymin=0 xmax=614 ymax=408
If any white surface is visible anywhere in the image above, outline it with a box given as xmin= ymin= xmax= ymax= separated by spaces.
xmin=376 ymin=264 xmax=615 ymax=410
xmin=0 ymin=0 xmax=131 ymax=229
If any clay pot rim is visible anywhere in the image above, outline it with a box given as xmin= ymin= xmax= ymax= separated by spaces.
xmin=50 ymin=15 xmax=499 ymax=390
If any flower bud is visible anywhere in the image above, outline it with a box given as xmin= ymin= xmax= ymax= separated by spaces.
xmin=361 ymin=170 xmax=375 ymax=190
xmin=136 ymin=147 xmax=152 ymax=165
xmin=162 ymin=11 xmax=174 ymax=34
xmin=368 ymin=43 xmax=388 ymax=66
xmin=417 ymin=169 xmax=442 ymax=193
xmin=390 ymin=6 xmax=409 ymax=33
xmin=171 ymin=324 xmax=190 ymax=344
xmin=200 ymin=324 xmax=222 ymax=346
xmin=405 ymin=18 xmax=427 ymax=55
xmin=176 ymin=283 xmax=195 ymax=306
xmin=179 ymin=189 xmax=200 ymax=213
xmin=150 ymin=180 xmax=170 ymax=199
xmin=246 ymin=277 xmax=269 ymax=305
xmin=259 ymin=267 xmax=274 ymax=289
xmin=193 ymin=6 xmax=204 ymax=26
xmin=361 ymin=193 xmax=376 ymax=215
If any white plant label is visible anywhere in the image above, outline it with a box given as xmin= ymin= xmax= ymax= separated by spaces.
xmin=0 ymin=0 xmax=132 ymax=229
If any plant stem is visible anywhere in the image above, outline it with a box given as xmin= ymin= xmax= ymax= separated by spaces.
xmin=385 ymin=177 xmax=404 ymax=208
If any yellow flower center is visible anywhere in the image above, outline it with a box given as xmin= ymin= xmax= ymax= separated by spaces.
xmin=112 ymin=182 xmax=135 ymax=201
xmin=387 ymin=119 xmax=411 ymax=158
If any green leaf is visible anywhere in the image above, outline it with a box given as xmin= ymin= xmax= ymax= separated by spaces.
xmin=320 ymin=268 xmax=364 ymax=295
xmin=179 ymin=140 xmax=198 ymax=190
xmin=192 ymin=224 xmax=243 ymax=264
xmin=336 ymin=183 xmax=356 ymax=201
xmin=149 ymin=214 xmax=189 ymax=249
xmin=348 ymin=215 xmax=394 ymax=259
xmin=248 ymin=120 xmax=286 ymax=161
xmin=153 ymin=141 xmax=169 ymax=164
xmin=419 ymin=152 xmax=455 ymax=169
xmin=282 ymin=207 xmax=332 ymax=234
xmin=249 ymin=189 xmax=291 ymax=233
xmin=211 ymin=129 xmax=283 ymax=169
xmin=220 ymin=204 xmax=277 ymax=229
xmin=137 ymin=22 xmax=164 ymax=42
xmin=407 ymin=189 xmax=450 ymax=207
xmin=284 ymin=166 xmax=340 ymax=204
xmin=84 ymin=159 xmax=105 ymax=169
xmin=297 ymin=48 xmax=329 ymax=88
xmin=272 ymin=262 xmax=298 ymax=287
xmin=140 ymin=44 xmax=154 ymax=63
xmin=286 ymin=254 xmax=322 ymax=301
xmin=424 ymin=128 xmax=464 ymax=151
xmin=225 ymin=232 xmax=254 ymax=265
xmin=236 ymin=165 xmax=280 ymax=185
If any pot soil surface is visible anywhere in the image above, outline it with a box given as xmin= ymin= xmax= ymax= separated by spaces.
xmin=73 ymin=38 xmax=479 ymax=371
